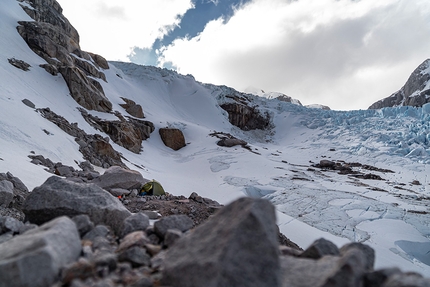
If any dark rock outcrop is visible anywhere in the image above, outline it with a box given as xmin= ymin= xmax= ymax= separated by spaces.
xmin=159 ymin=128 xmax=186 ymax=151
xmin=369 ymin=59 xmax=430 ymax=109
xmin=37 ymin=108 xmax=126 ymax=168
xmin=120 ymin=97 xmax=144 ymax=118
xmin=22 ymin=176 xmax=131 ymax=235
xmin=161 ymin=197 xmax=281 ymax=287
xmin=17 ymin=0 xmax=112 ymax=112
xmin=80 ymin=109 xmax=155 ymax=154
xmin=221 ymin=102 xmax=271 ymax=130
xmin=0 ymin=216 xmax=81 ymax=287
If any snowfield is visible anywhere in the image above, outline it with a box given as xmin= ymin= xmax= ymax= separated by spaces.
xmin=1 ymin=0 xmax=430 ymax=277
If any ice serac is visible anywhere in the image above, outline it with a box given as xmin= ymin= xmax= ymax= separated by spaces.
xmin=369 ymin=59 xmax=430 ymax=109
xmin=16 ymin=0 xmax=112 ymax=112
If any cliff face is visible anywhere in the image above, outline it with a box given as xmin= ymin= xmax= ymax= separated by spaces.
xmin=17 ymin=0 xmax=113 ymax=112
xmin=369 ymin=59 xmax=430 ymax=109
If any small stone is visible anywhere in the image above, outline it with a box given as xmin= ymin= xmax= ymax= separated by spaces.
xmin=163 ymin=228 xmax=183 ymax=248
xmin=72 ymin=214 xmax=95 ymax=237
xmin=117 ymin=231 xmax=150 ymax=253
xmin=118 ymin=246 xmax=150 ymax=267
xmin=120 ymin=213 xmax=150 ymax=239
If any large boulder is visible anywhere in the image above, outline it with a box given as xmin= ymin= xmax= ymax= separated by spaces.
xmin=0 ymin=216 xmax=81 ymax=287
xmin=0 ymin=180 xmax=14 ymax=208
xmin=159 ymin=128 xmax=186 ymax=151
xmin=161 ymin=197 xmax=281 ymax=287
xmin=22 ymin=176 xmax=131 ymax=235
xmin=92 ymin=166 xmax=149 ymax=191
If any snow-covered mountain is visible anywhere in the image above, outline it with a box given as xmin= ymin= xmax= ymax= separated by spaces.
xmin=369 ymin=59 xmax=430 ymax=109
xmin=1 ymin=0 xmax=430 ymax=277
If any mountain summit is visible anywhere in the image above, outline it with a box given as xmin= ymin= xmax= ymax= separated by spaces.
xmin=369 ymin=59 xmax=430 ymax=109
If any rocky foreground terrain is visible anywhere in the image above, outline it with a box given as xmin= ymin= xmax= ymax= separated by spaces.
xmin=1 ymin=165 xmax=429 ymax=287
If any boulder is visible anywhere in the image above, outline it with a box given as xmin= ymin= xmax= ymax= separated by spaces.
xmin=217 ymin=138 xmax=247 ymax=147
xmin=120 ymin=212 xmax=150 ymax=238
xmin=22 ymin=176 xmax=131 ymax=235
xmin=22 ymin=98 xmax=36 ymax=108
xmin=161 ymin=197 xmax=281 ymax=287
xmin=92 ymin=166 xmax=149 ymax=191
xmin=300 ymin=237 xmax=340 ymax=259
xmin=0 ymin=216 xmax=81 ymax=287
xmin=120 ymin=97 xmax=144 ymax=118
xmin=0 ymin=180 xmax=14 ymax=208
xmin=159 ymin=128 xmax=186 ymax=151
xmin=153 ymin=215 xmax=193 ymax=239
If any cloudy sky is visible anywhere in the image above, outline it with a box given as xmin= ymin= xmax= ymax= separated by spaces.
xmin=57 ymin=0 xmax=430 ymax=110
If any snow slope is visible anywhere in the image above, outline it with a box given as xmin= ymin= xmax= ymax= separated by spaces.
xmin=1 ymin=0 xmax=430 ymax=276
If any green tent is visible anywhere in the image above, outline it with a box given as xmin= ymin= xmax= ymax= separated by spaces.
xmin=139 ymin=180 xmax=166 ymax=196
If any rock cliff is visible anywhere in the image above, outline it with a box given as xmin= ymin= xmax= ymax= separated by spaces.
xmin=369 ymin=59 xmax=430 ymax=109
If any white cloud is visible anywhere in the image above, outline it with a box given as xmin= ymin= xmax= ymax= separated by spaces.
xmin=159 ymin=0 xmax=430 ymax=110
xmin=57 ymin=0 xmax=193 ymax=61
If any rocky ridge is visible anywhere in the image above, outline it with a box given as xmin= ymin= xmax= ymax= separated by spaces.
xmin=0 ymin=168 xmax=429 ymax=287
xmin=369 ymin=59 xmax=430 ymax=109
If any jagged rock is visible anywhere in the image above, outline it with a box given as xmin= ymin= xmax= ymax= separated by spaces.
xmin=21 ymin=98 xmax=35 ymax=108
xmin=22 ymin=176 xmax=131 ymax=235
xmin=37 ymin=108 xmax=126 ymax=168
xmin=72 ymin=214 xmax=95 ymax=237
xmin=300 ymin=238 xmax=340 ymax=259
xmin=17 ymin=0 xmax=113 ymax=112
xmin=220 ymin=102 xmax=271 ymax=131
xmin=369 ymin=59 xmax=430 ymax=109
xmin=120 ymin=97 xmax=144 ymax=118
xmin=340 ymin=242 xmax=375 ymax=271
xmin=60 ymin=66 xmax=112 ymax=112
xmin=0 ymin=216 xmax=81 ymax=287
xmin=39 ymin=63 xmax=58 ymax=75
xmin=89 ymin=52 xmax=109 ymax=70
xmin=161 ymin=197 xmax=281 ymax=287
xmin=80 ymin=110 xmax=155 ymax=153
xmin=159 ymin=128 xmax=186 ymax=151
xmin=153 ymin=215 xmax=193 ymax=239
xmin=92 ymin=166 xmax=148 ymax=191
xmin=0 ymin=181 xmax=14 ymax=208
xmin=8 ymin=57 xmax=31 ymax=71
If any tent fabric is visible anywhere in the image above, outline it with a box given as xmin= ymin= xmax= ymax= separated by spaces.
xmin=139 ymin=180 xmax=165 ymax=196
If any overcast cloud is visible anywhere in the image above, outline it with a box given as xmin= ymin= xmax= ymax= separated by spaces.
xmin=57 ymin=0 xmax=430 ymax=110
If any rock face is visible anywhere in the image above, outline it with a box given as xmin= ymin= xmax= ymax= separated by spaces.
xmin=81 ymin=109 xmax=155 ymax=154
xmin=369 ymin=59 xmax=430 ymax=109
xmin=161 ymin=197 xmax=281 ymax=287
xmin=17 ymin=0 xmax=112 ymax=112
xmin=37 ymin=108 xmax=126 ymax=168
xmin=159 ymin=128 xmax=186 ymax=151
xmin=22 ymin=176 xmax=131 ymax=235
xmin=221 ymin=102 xmax=271 ymax=131
xmin=0 ymin=216 xmax=81 ymax=287
xmin=120 ymin=97 xmax=144 ymax=118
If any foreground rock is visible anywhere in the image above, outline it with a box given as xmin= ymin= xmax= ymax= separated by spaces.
xmin=161 ymin=197 xmax=281 ymax=287
xmin=0 ymin=216 xmax=81 ymax=287
xmin=22 ymin=176 xmax=131 ymax=235
xmin=92 ymin=166 xmax=149 ymax=192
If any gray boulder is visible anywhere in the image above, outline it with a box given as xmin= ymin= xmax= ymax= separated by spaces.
xmin=92 ymin=166 xmax=149 ymax=191
xmin=0 ymin=180 xmax=14 ymax=208
xmin=0 ymin=216 xmax=81 ymax=287
xmin=161 ymin=197 xmax=281 ymax=287
xmin=0 ymin=216 xmax=24 ymax=235
xmin=22 ymin=176 xmax=131 ymax=235
xmin=120 ymin=212 xmax=150 ymax=238
xmin=159 ymin=128 xmax=186 ymax=151
xmin=300 ymin=237 xmax=340 ymax=259
xmin=154 ymin=214 xmax=193 ymax=239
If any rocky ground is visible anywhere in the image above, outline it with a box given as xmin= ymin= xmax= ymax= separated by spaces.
xmin=1 ymin=166 xmax=430 ymax=287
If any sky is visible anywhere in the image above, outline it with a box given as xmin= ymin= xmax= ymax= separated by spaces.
xmin=56 ymin=0 xmax=430 ymax=110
